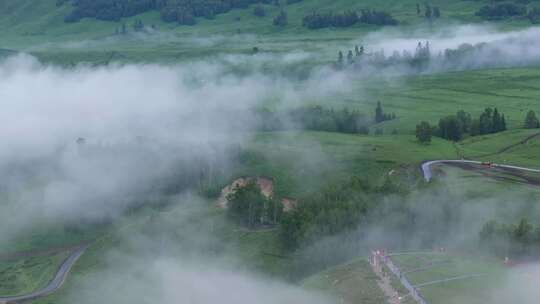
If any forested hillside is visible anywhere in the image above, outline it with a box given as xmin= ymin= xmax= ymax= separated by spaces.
xmin=1 ymin=0 xmax=535 ymax=37
xmin=58 ymin=0 xmax=287 ymax=24
xmin=55 ymin=0 xmax=540 ymax=25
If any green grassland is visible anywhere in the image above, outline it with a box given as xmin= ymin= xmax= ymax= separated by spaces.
xmin=458 ymin=129 xmax=540 ymax=167
xmin=0 ymin=251 xmax=69 ymax=296
xmin=308 ymin=68 xmax=540 ymax=135
xmin=238 ymin=131 xmax=457 ymax=197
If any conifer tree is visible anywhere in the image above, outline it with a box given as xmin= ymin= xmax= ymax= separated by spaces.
xmin=525 ymin=110 xmax=540 ymax=129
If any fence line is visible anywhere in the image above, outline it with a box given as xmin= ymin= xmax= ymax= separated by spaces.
xmin=413 ymin=274 xmax=486 ymax=288
xmin=384 ymin=256 xmax=429 ymax=304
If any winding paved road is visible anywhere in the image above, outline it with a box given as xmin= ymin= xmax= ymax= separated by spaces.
xmin=421 ymin=160 xmax=540 ymax=182
xmin=0 ymin=245 xmax=88 ymax=303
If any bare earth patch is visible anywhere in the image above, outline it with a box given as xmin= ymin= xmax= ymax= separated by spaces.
xmin=218 ymin=176 xmax=298 ymax=212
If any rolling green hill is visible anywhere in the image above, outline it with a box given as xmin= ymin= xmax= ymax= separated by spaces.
xmin=2 ymin=1 xmax=540 ymax=303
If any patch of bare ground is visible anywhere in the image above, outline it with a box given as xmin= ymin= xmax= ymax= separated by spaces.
xmin=281 ymin=197 xmax=298 ymax=212
xmin=218 ymin=176 xmax=298 ymax=212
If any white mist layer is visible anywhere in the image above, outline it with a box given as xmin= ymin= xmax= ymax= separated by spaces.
xmin=0 ymin=54 xmax=350 ymax=246
xmin=68 ymin=255 xmax=331 ymax=304
xmin=362 ymin=25 xmax=540 ymax=54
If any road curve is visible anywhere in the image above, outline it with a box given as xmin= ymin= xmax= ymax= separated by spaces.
xmin=422 ymin=160 xmax=540 ymax=182
xmin=0 ymin=244 xmax=89 ymax=303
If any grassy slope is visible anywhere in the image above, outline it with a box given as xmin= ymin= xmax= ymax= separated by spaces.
xmin=238 ymin=131 xmax=457 ymax=197
xmin=313 ymin=68 xmax=540 ymax=135
xmin=0 ymin=251 xmax=69 ymax=296
xmin=458 ymin=129 xmax=540 ymax=167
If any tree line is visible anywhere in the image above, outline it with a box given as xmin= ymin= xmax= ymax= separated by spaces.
xmin=475 ymin=2 xmax=528 ymax=20
xmin=525 ymin=110 xmax=540 ymax=129
xmin=480 ymin=218 xmax=540 ymax=259
xmin=336 ymin=37 xmax=539 ymax=73
xmin=417 ymin=3 xmax=441 ymax=21
xmin=417 ymin=109 xmax=540 ymax=144
xmin=475 ymin=0 xmax=540 ymax=24
xmin=336 ymin=41 xmax=433 ymax=70
xmin=416 ymin=108 xmax=507 ymax=143
xmin=59 ymin=0 xmax=298 ymax=25
xmin=529 ymin=7 xmax=540 ymax=23
xmin=257 ymin=104 xmax=395 ymax=135
xmin=302 ymin=9 xmax=398 ymax=29
xmin=375 ymin=101 xmax=396 ymax=123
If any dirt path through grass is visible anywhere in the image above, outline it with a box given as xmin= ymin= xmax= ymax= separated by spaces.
xmin=471 ymin=131 xmax=540 ymax=158
xmin=372 ymin=260 xmax=400 ymax=304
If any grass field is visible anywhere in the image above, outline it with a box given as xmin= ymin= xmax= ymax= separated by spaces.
xmin=306 ymin=67 xmax=540 ymax=135
xmin=459 ymin=130 xmax=540 ymax=168
xmin=238 ymin=131 xmax=458 ymax=197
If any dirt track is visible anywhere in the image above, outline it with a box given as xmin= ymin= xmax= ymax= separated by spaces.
xmin=474 ymin=131 xmax=540 ymax=158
